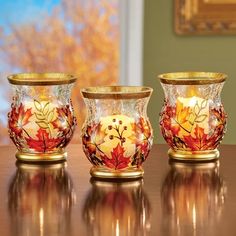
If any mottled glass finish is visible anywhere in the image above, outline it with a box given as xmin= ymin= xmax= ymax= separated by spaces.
xmin=159 ymin=72 xmax=227 ymax=161
xmin=81 ymin=86 xmax=153 ymax=178
xmin=8 ymin=73 xmax=77 ymax=162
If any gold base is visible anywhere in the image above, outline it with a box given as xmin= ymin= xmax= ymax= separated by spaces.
xmin=15 ymin=151 xmax=67 ymax=163
xmin=168 ymin=148 xmax=219 ymax=162
xmin=90 ymin=166 xmax=144 ymax=179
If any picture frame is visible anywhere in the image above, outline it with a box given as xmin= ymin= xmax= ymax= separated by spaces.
xmin=175 ymin=0 xmax=236 ymax=35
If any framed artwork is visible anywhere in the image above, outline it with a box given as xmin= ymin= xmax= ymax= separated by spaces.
xmin=175 ymin=0 xmax=236 ymax=35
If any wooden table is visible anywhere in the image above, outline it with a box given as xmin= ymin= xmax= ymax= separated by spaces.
xmin=0 ymin=144 xmax=235 ymax=236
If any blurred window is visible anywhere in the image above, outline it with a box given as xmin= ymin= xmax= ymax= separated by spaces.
xmin=0 ymin=0 xmax=143 ymax=145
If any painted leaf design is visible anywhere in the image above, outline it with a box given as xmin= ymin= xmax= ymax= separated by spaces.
xmin=195 ymin=114 xmax=207 ymax=123
xmin=26 ymin=128 xmax=61 ymax=152
xmin=194 ymin=103 xmax=200 ymax=114
xmin=183 ymin=125 xmax=209 ymax=151
xmin=176 ymin=101 xmax=191 ymax=124
xmin=131 ymin=117 xmax=152 ymax=140
xmin=34 ymin=100 xmax=42 ymax=111
xmin=35 ymin=113 xmax=45 ymax=120
xmin=36 ymin=121 xmax=49 ymax=129
xmin=8 ymin=103 xmax=33 ymax=136
xmin=94 ymin=123 xmax=106 ymax=145
xmin=43 ymin=102 xmax=50 ymax=115
xmin=102 ymin=143 xmax=130 ymax=170
xmin=47 ymin=110 xmax=55 ymax=122
xmin=201 ymin=99 xmax=207 ymax=109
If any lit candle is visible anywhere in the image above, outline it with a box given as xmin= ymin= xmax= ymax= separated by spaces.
xmin=175 ymin=96 xmax=209 ymax=137
xmin=22 ymin=100 xmax=58 ymax=138
xmin=99 ymin=114 xmax=136 ymax=157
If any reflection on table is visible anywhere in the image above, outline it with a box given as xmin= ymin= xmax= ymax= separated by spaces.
xmin=161 ymin=161 xmax=227 ymax=236
xmin=83 ymin=179 xmax=151 ymax=236
xmin=8 ymin=162 xmax=76 ymax=236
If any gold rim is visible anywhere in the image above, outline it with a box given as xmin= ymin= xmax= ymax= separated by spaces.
xmin=158 ymin=72 xmax=227 ymax=85
xmin=81 ymin=86 xmax=153 ymax=99
xmin=8 ymin=73 xmax=77 ymax=85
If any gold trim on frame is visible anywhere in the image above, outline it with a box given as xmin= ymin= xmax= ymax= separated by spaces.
xmin=175 ymin=0 xmax=236 ymax=35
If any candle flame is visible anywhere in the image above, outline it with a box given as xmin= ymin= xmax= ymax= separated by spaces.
xmin=187 ymin=86 xmax=199 ymax=97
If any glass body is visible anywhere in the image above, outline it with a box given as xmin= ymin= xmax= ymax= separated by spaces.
xmin=8 ymin=73 xmax=77 ymax=162
xmin=81 ymin=86 xmax=153 ymax=179
xmin=159 ymin=72 xmax=227 ymax=161
xmin=83 ymin=179 xmax=151 ymax=235
xmin=161 ymin=161 xmax=226 ymax=235
xmin=8 ymin=163 xmax=75 ymax=236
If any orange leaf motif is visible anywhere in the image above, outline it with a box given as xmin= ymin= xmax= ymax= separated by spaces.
xmin=8 ymin=103 xmax=33 ymax=137
xmin=176 ymin=101 xmax=191 ymax=124
xmin=183 ymin=125 xmax=210 ymax=151
xmin=26 ymin=128 xmax=62 ymax=152
xmin=82 ymin=122 xmax=106 ymax=155
xmin=102 ymin=143 xmax=130 ymax=170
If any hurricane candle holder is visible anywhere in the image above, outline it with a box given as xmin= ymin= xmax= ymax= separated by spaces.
xmin=8 ymin=73 xmax=77 ymax=162
xmin=81 ymin=86 xmax=153 ymax=179
xmin=159 ymin=72 xmax=227 ymax=161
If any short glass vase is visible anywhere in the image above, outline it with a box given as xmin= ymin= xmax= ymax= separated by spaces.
xmin=81 ymin=86 xmax=153 ymax=179
xmin=8 ymin=73 xmax=77 ymax=162
xmin=159 ymin=72 xmax=227 ymax=161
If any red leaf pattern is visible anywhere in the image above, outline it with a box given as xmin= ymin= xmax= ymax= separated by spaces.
xmin=160 ymin=102 xmax=227 ymax=151
xmin=26 ymin=128 xmax=62 ymax=152
xmin=8 ymin=103 xmax=33 ymax=137
xmin=102 ymin=143 xmax=131 ymax=170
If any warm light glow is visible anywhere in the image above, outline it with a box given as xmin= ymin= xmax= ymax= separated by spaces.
xmin=115 ymin=219 xmax=120 ymax=236
xmin=192 ymin=204 xmax=197 ymax=230
xmin=39 ymin=208 xmax=44 ymax=236
xmin=100 ymin=115 xmax=136 ymax=157
xmin=189 ymin=96 xmax=198 ymax=107
xmin=24 ymin=101 xmax=57 ymax=137
xmin=176 ymin=96 xmax=209 ymax=137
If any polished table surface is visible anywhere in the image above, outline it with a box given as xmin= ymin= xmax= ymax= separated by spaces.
xmin=0 ymin=144 xmax=236 ymax=236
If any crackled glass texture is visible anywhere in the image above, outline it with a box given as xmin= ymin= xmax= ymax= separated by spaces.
xmin=160 ymin=83 xmax=227 ymax=152
xmin=8 ymin=83 xmax=76 ymax=155
xmin=82 ymin=95 xmax=153 ymax=171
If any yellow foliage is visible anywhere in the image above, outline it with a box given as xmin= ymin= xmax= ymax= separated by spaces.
xmin=0 ymin=0 xmax=119 ymax=144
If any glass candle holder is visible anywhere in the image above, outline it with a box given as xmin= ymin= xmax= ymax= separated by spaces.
xmin=8 ymin=73 xmax=77 ymax=162
xmin=81 ymin=86 xmax=153 ymax=179
xmin=159 ymin=72 xmax=227 ymax=161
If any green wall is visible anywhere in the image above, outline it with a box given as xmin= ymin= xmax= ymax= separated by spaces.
xmin=143 ymin=0 xmax=236 ymax=144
